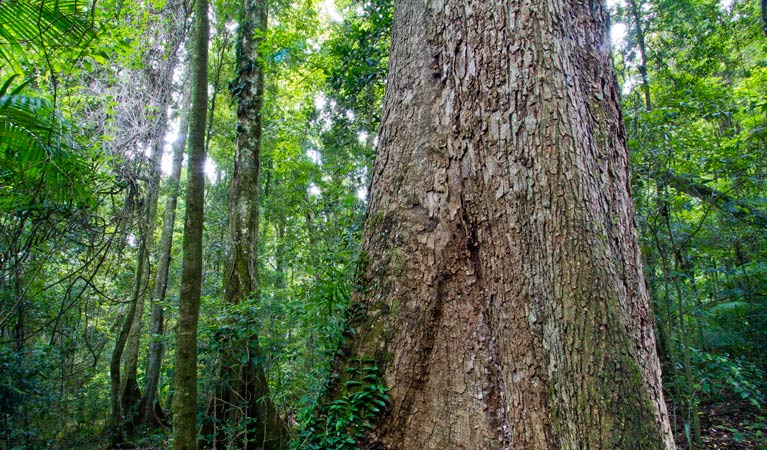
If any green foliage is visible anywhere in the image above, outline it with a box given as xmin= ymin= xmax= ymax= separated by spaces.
xmin=292 ymin=364 xmax=388 ymax=450
xmin=0 ymin=342 xmax=110 ymax=449
xmin=324 ymin=0 xmax=392 ymax=131
xmin=692 ymin=349 xmax=765 ymax=407
xmin=0 ymin=0 xmax=98 ymax=71
xmin=4 ymin=0 xmax=766 ymax=447
xmin=0 ymin=345 xmax=49 ymax=446
xmin=0 ymin=74 xmax=95 ymax=213
xmin=0 ymin=0 xmax=144 ymax=447
xmin=612 ymin=0 xmax=767 ymax=445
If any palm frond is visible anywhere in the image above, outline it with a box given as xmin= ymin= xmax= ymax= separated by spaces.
xmin=0 ymin=0 xmax=97 ymax=70
xmin=0 ymin=74 xmax=91 ymax=211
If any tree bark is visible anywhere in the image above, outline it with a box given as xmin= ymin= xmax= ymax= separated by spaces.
xmin=330 ymin=0 xmax=675 ymax=448
xmin=171 ymin=0 xmax=208 ymax=445
xmin=121 ymin=136 xmax=162 ymax=435
xmin=123 ymin=16 xmax=190 ymax=431
xmin=762 ymin=0 xmax=767 ymax=37
xmin=627 ymin=0 xmax=651 ymax=111
xmin=110 ymin=198 xmax=150 ymax=447
xmin=200 ymin=0 xmax=288 ymax=448
xmin=138 ymin=83 xmax=192 ymax=430
xmin=113 ymin=2 xmax=190 ymax=438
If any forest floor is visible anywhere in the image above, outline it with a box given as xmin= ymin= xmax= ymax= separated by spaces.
xmin=97 ymin=399 xmax=767 ymax=449
xmin=672 ymin=400 xmax=767 ymax=449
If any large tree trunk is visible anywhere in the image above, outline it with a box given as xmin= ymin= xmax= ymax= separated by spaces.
xmin=171 ymin=0 xmax=208 ymax=445
xmin=200 ymin=0 xmax=287 ymax=448
xmin=330 ymin=0 xmax=675 ymax=448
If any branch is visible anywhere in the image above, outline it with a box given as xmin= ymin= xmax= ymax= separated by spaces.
xmin=661 ymin=170 xmax=767 ymax=229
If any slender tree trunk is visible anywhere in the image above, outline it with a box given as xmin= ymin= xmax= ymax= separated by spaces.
xmin=761 ymin=0 xmax=766 ymax=37
xmin=206 ymin=29 xmax=230 ymax=156
xmin=110 ymin=241 xmax=144 ymax=447
xmin=13 ymin=267 xmax=23 ymax=353
xmin=138 ymin=84 xmax=192 ymax=430
xmin=653 ymin=179 xmax=702 ymax=447
xmin=113 ymin=116 xmax=166 ymax=443
xmin=171 ymin=0 xmax=208 ymax=445
xmin=627 ymin=0 xmax=651 ymax=111
xmin=131 ymin=5 xmax=190 ymax=431
xmin=200 ymin=0 xmax=288 ymax=448
xmin=121 ymin=138 xmax=162 ymax=435
xmin=274 ymin=217 xmax=286 ymax=292
xmin=329 ymin=1 xmax=675 ymax=448
xmin=110 ymin=181 xmax=151 ymax=447
xmin=115 ymin=2 xmax=190 ymax=438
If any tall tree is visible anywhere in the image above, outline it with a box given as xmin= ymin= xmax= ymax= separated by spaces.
xmin=109 ymin=148 xmax=160 ymax=446
xmin=326 ymin=0 xmax=675 ymax=448
xmin=121 ymin=3 xmax=190 ymax=434
xmin=171 ymin=0 xmax=209 ymax=445
xmin=109 ymin=127 xmax=162 ymax=445
xmin=201 ymin=0 xmax=288 ymax=447
xmin=139 ymin=83 xmax=192 ymax=430
xmin=108 ymin=1 xmax=189 ymax=440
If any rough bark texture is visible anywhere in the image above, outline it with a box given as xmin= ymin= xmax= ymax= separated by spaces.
xmin=334 ymin=0 xmax=675 ymax=448
xmin=171 ymin=0 xmax=208 ymax=446
xmin=199 ymin=0 xmax=287 ymax=448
